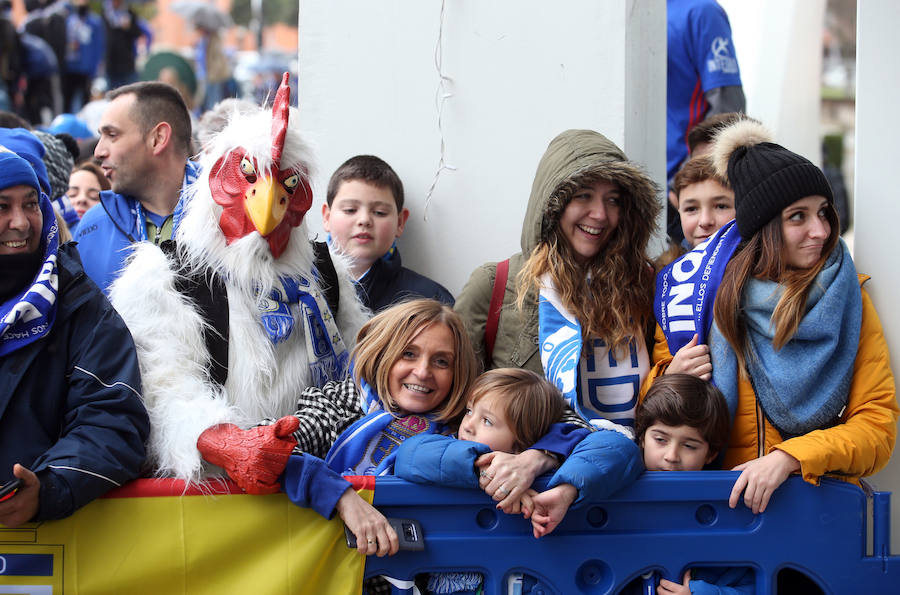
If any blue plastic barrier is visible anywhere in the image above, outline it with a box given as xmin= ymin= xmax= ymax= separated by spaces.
xmin=364 ymin=472 xmax=900 ymax=594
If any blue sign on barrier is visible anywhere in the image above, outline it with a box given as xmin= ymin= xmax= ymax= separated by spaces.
xmin=0 ymin=553 xmax=53 ymax=576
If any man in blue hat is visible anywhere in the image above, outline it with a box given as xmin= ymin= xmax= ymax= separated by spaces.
xmin=0 ymin=147 xmax=149 ymax=527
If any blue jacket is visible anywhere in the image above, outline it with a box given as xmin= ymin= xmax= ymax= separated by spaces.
xmin=74 ymin=161 xmax=199 ymax=293
xmin=395 ymin=429 xmax=643 ymax=505
xmin=63 ymin=10 xmax=105 ymax=76
xmin=356 ymin=249 xmax=454 ymax=312
xmin=0 ymin=243 xmax=150 ymax=521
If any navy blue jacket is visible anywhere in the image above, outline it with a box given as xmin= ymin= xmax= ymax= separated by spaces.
xmin=356 ymin=249 xmax=454 ymax=312
xmin=0 ymin=243 xmax=150 ymax=521
xmin=395 ymin=429 xmax=643 ymax=505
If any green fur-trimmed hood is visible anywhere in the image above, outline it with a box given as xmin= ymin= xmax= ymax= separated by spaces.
xmin=520 ymin=129 xmax=661 ymax=255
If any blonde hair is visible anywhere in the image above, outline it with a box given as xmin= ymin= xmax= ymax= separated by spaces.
xmin=517 ymin=170 xmax=656 ymax=353
xmin=352 ymin=299 xmax=478 ymax=422
xmin=713 ymin=202 xmax=840 ymax=373
xmin=468 ymin=368 xmax=565 ymax=453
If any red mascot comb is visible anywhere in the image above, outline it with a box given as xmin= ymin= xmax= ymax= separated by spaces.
xmin=271 ymin=72 xmax=291 ymax=168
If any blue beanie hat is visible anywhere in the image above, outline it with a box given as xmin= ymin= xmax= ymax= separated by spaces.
xmin=0 ymin=149 xmax=41 ymax=193
xmin=0 ymin=128 xmax=50 ymax=194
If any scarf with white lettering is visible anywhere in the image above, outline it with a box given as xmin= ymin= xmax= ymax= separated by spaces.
xmin=326 ymin=378 xmax=446 ymax=476
xmin=654 ymin=220 xmax=742 ymax=354
xmin=539 ymin=274 xmax=647 ymax=426
xmin=0 ymin=194 xmax=59 ymax=356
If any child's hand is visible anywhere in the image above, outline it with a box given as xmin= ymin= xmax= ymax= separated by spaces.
xmin=666 ymin=334 xmax=711 ymax=380
xmin=528 ymin=483 xmax=577 ymax=538
xmin=519 ymin=489 xmax=539 ymax=518
xmin=476 ymin=450 xmax=554 ymax=513
xmin=657 ymin=570 xmax=692 ymax=594
xmin=334 ymin=488 xmax=399 ymax=557
xmin=729 ymin=449 xmax=800 ymax=514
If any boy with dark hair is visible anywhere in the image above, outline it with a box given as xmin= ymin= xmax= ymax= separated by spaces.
xmin=636 ymin=374 xmax=753 ymax=594
xmin=322 ymin=154 xmax=453 ymax=311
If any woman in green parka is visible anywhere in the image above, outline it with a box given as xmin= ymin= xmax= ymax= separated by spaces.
xmin=455 ymin=129 xmax=660 ymax=504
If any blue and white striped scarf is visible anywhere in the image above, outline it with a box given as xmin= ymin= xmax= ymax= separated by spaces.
xmin=0 ymin=194 xmax=60 ymax=357
xmin=256 ymin=274 xmax=349 ymax=388
xmin=325 ymin=378 xmax=446 ymax=476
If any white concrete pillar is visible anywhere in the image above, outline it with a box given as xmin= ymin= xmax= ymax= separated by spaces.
xmin=854 ymin=0 xmax=900 ymax=548
xmin=298 ymin=0 xmax=666 ymax=294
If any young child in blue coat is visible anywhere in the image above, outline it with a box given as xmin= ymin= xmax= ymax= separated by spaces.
xmin=396 ymin=368 xmax=643 ymax=539
xmin=635 ymin=374 xmax=753 ymax=595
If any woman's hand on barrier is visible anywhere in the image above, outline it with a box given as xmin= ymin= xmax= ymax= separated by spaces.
xmin=665 ymin=334 xmax=712 ymax=380
xmin=527 ymin=483 xmax=577 ymax=539
xmin=335 ymin=488 xmax=399 ymax=557
xmin=657 ymin=570 xmax=692 ymax=595
xmin=729 ymin=450 xmax=801 ymax=514
xmin=475 ymin=449 xmax=557 ymax=514
xmin=0 ymin=464 xmax=40 ymax=528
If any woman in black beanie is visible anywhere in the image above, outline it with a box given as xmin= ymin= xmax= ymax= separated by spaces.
xmin=649 ymin=118 xmax=898 ymax=515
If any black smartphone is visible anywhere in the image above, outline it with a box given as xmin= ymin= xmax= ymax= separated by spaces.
xmin=345 ymin=517 xmax=425 ymax=551
xmin=0 ymin=478 xmax=22 ymax=503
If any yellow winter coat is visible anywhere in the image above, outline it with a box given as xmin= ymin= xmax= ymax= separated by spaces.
xmin=644 ymin=276 xmax=898 ymax=485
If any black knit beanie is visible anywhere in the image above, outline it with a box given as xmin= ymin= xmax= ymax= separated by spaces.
xmin=712 ymin=120 xmax=834 ymax=240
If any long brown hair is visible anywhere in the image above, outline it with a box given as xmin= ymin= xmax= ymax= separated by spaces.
xmin=351 ymin=299 xmax=478 ymax=422
xmin=517 ymin=169 xmax=656 ymax=353
xmin=713 ymin=202 xmax=840 ymax=373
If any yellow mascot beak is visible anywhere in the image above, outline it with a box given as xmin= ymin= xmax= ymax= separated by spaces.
xmin=244 ymin=174 xmax=289 ymax=237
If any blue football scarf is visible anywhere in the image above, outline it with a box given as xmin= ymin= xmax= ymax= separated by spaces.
xmin=538 ymin=274 xmax=646 ymax=426
xmin=710 ymin=240 xmax=861 ymax=437
xmin=131 ymin=161 xmax=200 ymax=242
xmin=257 ymin=274 xmax=349 ymax=388
xmin=654 ymin=220 xmax=742 ymax=354
xmin=0 ymin=194 xmax=60 ymax=357
xmin=325 ymin=378 xmax=446 ymax=476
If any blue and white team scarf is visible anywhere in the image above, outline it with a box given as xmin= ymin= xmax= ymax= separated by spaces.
xmin=538 ymin=274 xmax=647 ymax=428
xmin=131 ymin=161 xmax=200 ymax=242
xmin=256 ymin=274 xmax=349 ymax=388
xmin=654 ymin=220 xmax=742 ymax=354
xmin=0 ymin=194 xmax=60 ymax=357
xmin=326 ymin=378 xmax=446 ymax=476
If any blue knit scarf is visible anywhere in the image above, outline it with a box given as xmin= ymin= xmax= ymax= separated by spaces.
xmin=131 ymin=161 xmax=200 ymax=242
xmin=0 ymin=195 xmax=60 ymax=357
xmin=325 ymin=378 xmax=446 ymax=476
xmin=710 ymin=240 xmax=861 ymax=438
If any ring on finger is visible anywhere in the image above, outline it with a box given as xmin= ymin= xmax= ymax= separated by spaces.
xmin=498 ymin=485 xmax=511 ymax=496
xmin=479 ymin=470 xmax=488 ymax=478
xmin=367 ymin=538 xmax=376 ymax=544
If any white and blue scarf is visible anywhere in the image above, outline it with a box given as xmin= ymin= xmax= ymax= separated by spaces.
xmin=325 ymin=378 xmax=446 ymax=476
xmin=257 ymin=274 xmax=349 ymax=389
xmin=0 ymin=195 xmax=60 ymax=357
xmin=131 ymin=161 xmax=200 ymax=242
xmin=538 ymin=274 xmax=647 ymax=427
xmin=710 ymin=240 xmax=862 ymax=438
xmin=654 ymin=220 xmax=742 ymax=354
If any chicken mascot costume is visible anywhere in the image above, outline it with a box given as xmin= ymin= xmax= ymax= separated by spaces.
xmin=110 ymin=74 xmax=369 ymax=490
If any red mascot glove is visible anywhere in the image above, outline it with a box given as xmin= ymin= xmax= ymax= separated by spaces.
xmin=197 ymin=416 xmax=300 ymax=494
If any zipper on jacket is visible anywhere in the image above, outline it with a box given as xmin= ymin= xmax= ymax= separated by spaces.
xmin=755 ymin=399 xmax=765 ymax=459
